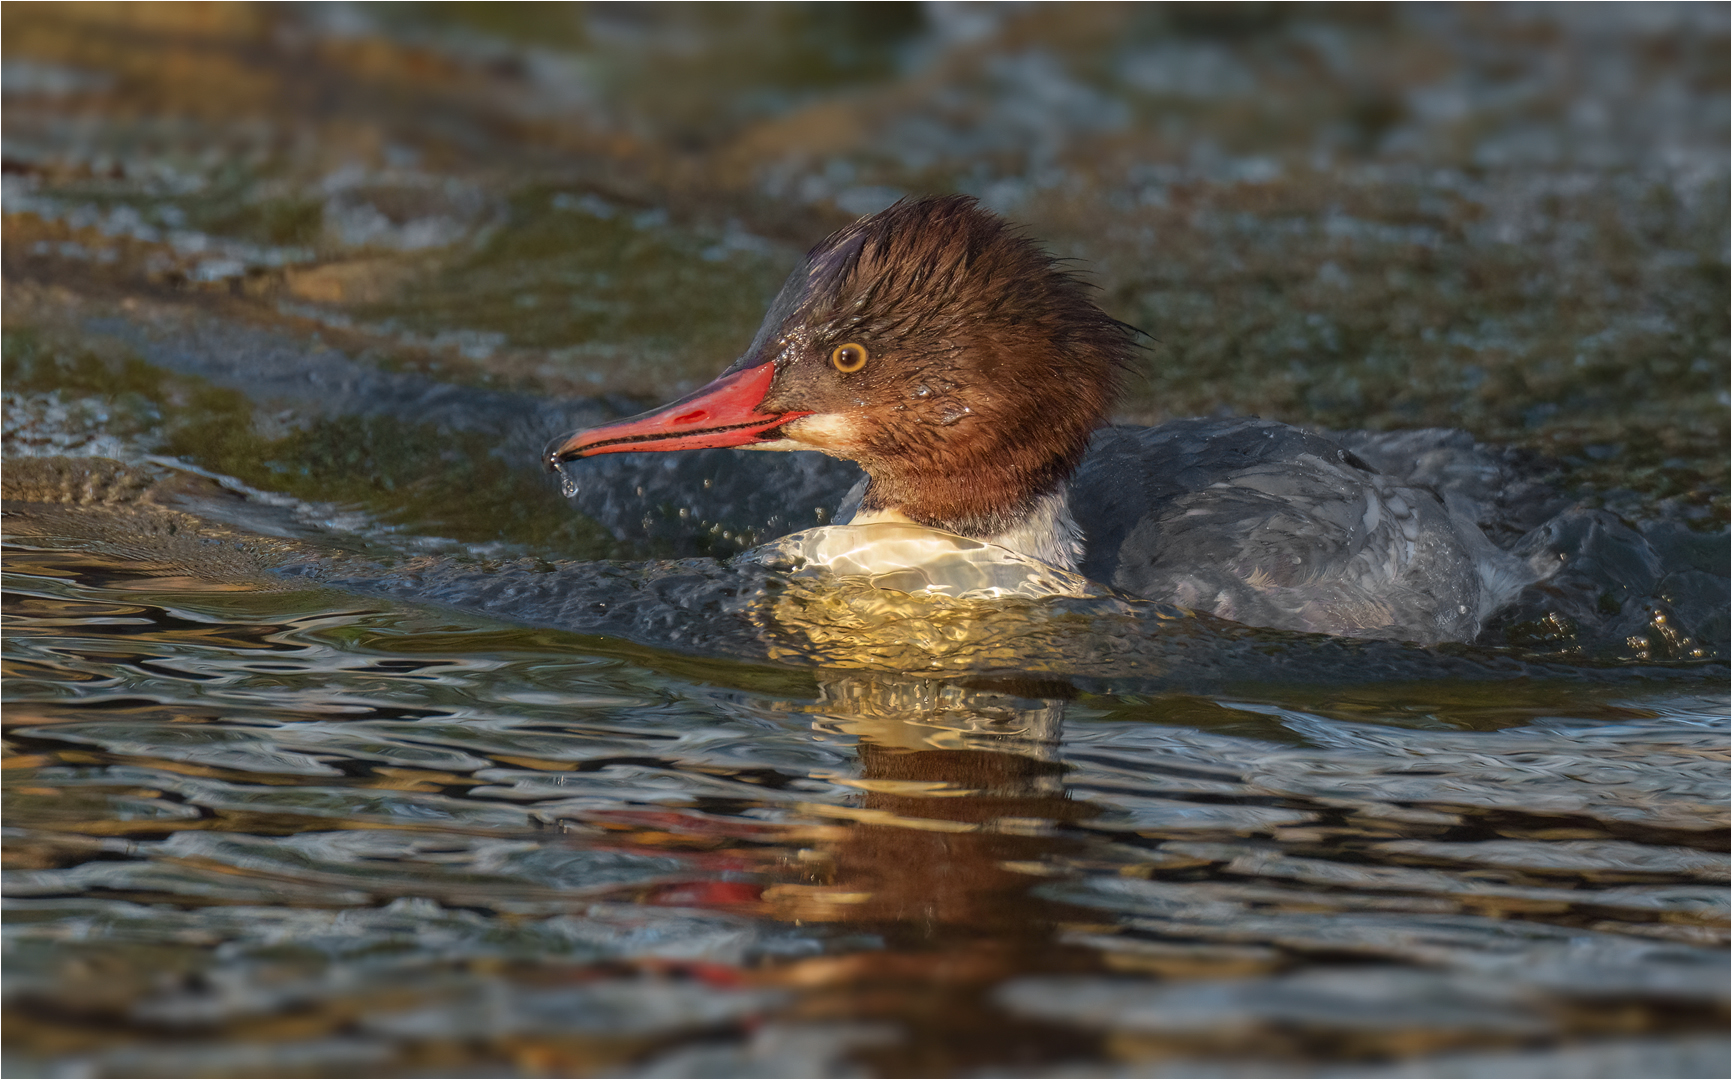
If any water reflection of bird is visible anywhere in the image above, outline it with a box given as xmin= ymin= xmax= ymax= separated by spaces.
xmin=547 ymin=195 xmax=1533 ymax=645
xmin=766 ymin=673 xmax=1091 ymax=935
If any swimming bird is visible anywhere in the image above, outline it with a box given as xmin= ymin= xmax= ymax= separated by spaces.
xmin=545 ymin=195 xmax=1530 ymax=644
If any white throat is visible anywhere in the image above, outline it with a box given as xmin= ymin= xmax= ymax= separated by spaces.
xmin=835 ymin=479 xmax=1085 ymax=574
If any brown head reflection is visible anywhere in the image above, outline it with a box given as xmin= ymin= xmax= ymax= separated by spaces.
xmin=766 ymin=674 xmax=1096 ymax=932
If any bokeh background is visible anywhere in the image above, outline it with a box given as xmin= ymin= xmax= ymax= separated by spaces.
xmin=4 ymin=5 xmax=1730 ymax=1079
xmin=6 ymin=2 xmax=1728 ymax=535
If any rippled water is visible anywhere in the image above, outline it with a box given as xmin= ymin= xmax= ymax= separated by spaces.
xmin=4 ymin=4 xmax=1729 ymax=1078
xmin=5 ymin=513 xmax=1728 ymax=1076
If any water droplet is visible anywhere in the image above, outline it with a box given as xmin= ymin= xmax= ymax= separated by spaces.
xmin=557 ymin=469 xmax=580 ymax=499
xmin=912 ymin=384 xmax=931 ymax=398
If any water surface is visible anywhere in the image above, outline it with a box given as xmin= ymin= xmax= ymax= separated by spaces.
xmin=4 ymin=5 xmax=1728 ymax=1077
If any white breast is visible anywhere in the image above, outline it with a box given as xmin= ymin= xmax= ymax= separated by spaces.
xmin=745 ymin=521 xmax=1098 ymax=600
xmin=833 ymin=478 xmax=1087 ymax=575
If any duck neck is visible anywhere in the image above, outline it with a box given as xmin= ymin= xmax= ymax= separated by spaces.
xmin=837 ymin=476 xmax=1085 ymax=573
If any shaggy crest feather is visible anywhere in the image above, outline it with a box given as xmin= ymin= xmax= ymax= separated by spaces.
xmin=757 ymin=195 xmax=1139 ymax=538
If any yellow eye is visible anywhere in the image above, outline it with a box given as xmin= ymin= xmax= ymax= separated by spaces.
xmin=830 ymin=342 xmax=869 ymax=373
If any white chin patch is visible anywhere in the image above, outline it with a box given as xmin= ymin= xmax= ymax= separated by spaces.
xmin=753 ymin=413 xmax=860 ymax=453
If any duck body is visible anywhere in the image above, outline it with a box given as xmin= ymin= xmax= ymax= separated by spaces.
xmin=1068 ymin=419 xmax=1520 ymax=644
xmin=547 ymin=195 xmax=1534 ymax=645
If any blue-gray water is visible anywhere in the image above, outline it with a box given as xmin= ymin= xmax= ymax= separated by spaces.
xmin=4 ymin=5 xmax=1727 ymax=1077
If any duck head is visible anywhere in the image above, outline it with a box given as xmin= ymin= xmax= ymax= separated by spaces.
xmin=545 ymin=195 xmax=1136 ymax=542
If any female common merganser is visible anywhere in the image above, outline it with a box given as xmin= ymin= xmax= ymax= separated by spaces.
xmin=545 ymin=195 xmax=1529 ymax=644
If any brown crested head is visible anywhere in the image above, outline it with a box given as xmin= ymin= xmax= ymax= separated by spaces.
xmin=746 ymin=195 xmax=1137 ymax=536
xmin=543 ymin=194 xmax=1138 ymax=540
